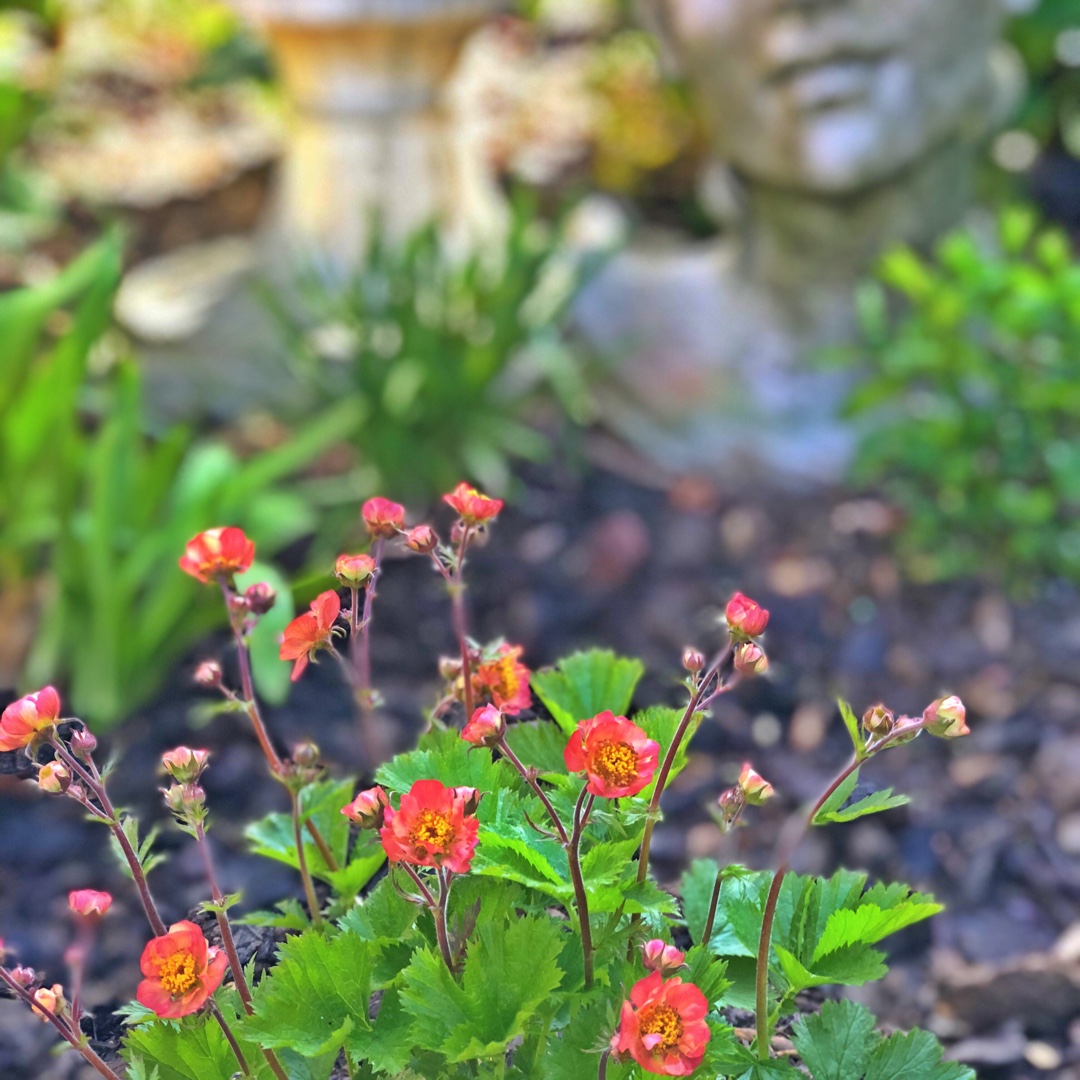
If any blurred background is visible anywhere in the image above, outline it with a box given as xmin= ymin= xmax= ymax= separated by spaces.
xmin=1 ymin=0 xmax=1080 ymax=1077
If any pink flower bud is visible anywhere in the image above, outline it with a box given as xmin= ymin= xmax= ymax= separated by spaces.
xmin=68 ymin=890 xmax=112 ymax=918
xmin=70 ymin=727 xmax=97 ymax=757
xmin=194 ymin=660 xmax=222 ymax=687
xmin=362 ymin=497 xmax=406 ymax=538
xmin=227 ymin=593 xmax=250 ymax=617
xmin=733 ymin=641 xmax=768 ymax=677
xmin=461 ymin=705 xmax=505 ymax=748
xmin=738 ymin=763 xmax=774 ymax=805
xmin=32 ymin=984 xmax=66 ymax=1021
xmin=163 ymin=783 xmax=205 ymax=814
xmin=455 ymin=786 xmax=482 ymax=816
xmin=682 ymin=648 xmax=705 ymax=673
xmin=862 ymin=703 xmax=894 ymax=737
xmin=405 ymin=525 xmax=437 ymax=554
xmin=341 ymin=786 xmax=389 ymax=829
xmin=439 ymin=656 xmax=463 ymax=681
xmin=717 ymin=785 xmax=745 ymax=826
xmin=244 ymin=582 xmax=277 ymax=616
xmin=292 ymin=742 xmax=320 ymax=768
xmin=725 ymin=592 xmax=770 ymax=638
xmin=161 ymin=746 xmax=210 ymax=784
xmin=923 ymin=695 xmax=969 ymax=739
xmin=37 ymin=762 xmax=71 ymax=794
xmin=335 ymin=553 xmax=376 ymax=587
xmin=10 ymin=965 xmax=37 ymax=988
xmin=642 ymin=939 xmax=685 ymax=975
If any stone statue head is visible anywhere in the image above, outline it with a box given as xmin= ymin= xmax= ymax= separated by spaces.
xmin=662 ymin=0 xmax=1006 ymax=194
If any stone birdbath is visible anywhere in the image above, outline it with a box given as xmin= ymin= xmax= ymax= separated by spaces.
xmin=232 ymin=0 xmax=504 ymax=262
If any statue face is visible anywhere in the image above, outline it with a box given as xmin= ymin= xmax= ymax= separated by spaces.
xmin=668 ymin=0 xmax=1003 ymax=193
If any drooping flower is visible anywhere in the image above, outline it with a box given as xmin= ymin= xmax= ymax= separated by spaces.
xmin=380 ymin=779 xmax=480 ymax=874
xmin=474 ymin=644 xmax=532 ymax=714
xmin=564 ymin=711 xmax=659 ymax=799
xmin=862 ymin=703 xmax=894 ymax=737
xmin=161 ymin=747 xmax=210 ymax=784
xmin=342 ymin=786 xmax=389 ymax=829
xmin=32 ymin=984 xmax=66 ymax=1021
xmin=136 ymin=921 xmax=227 ymax=1019
xmin=69 ymin=890 xmax=113 ymax=918
xmin=405 ymin=525 xmax=437 ymax=554
xmin=642 ymin=940 xmax=686 ymax=976
xmin=462 ymin=704 xmax=506 ymax=747
xmin=923 ymin=695 xmax=969 ymax=739
xmin=335 ymin=553 xmax=376 ymax=587
xmin=178 ymin=527 xmax=255 ymax=584
xmin=244 ymin=582 xmax=277 ymax=616
xmin=737 ymin=763 xmax=774 ymax=805
xmin=279 ymin=590 xmax=342 ymax=681
xmin=725 ymin=592 xmax=769 ymax=638
xmin=442 ymin=483 xmax=504 ymax=526
xmin=733 ymin=641 xmax=768 ymax=677
xmin=362 ymin=497 xmax=406 ymax=538
xmin=37 ymin=762 xmax=71 ymax=794
xmin=612 ymin=971 xmax=711 ymax=1075
xmin=0 ymin=686 xmax=61 ymax=752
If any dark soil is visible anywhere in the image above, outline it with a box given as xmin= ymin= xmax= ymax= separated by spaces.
xmin=2 ymin=446 xmax=1079 ymax=1078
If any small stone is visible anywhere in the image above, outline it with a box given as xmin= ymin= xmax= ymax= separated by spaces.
xmin=751 ymin=713 xmax=782 ymax=748
xmin=766 ymin=555 xmax=834 ymax=598
xmin=788 ymin=703 xmax=829 ymax=753
xmin=1024 ymin=1041 xmax=1062 ymax=1070
xmin=1057 ymin=813 xmax=1080 ymax=857
xmin=686 ymin=822 xmax=723 ymax=859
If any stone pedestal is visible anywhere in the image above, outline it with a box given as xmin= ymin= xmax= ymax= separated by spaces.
xmin=234 ymin=0 xmax=502 ymax=262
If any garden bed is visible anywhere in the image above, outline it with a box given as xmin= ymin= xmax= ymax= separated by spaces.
xmin=1 ymin=445 xmax=1078 ymax=1079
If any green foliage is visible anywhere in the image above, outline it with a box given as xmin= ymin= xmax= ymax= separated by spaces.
xmin=265 ymin=196 xmax=595 ymax=503
xmin=834 ymin=207 xmax=1080 ymax=587
xmin=531 ymin=648 xmax=645 ymax=735
xmin=812 ymin=769 xmax=910 ymax=825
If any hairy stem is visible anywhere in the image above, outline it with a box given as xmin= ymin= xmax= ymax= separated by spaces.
xmin=195 ymin=826 xmax=252 ymax=1012
xmin=568 ymin=787 xmax=596 ymax=989
xmin=497 ymin=738 xmax=569 ymax=844
xmin=210 ymin=1001 xmax=251 ymax=1077
xmin=434 ymin=868 xmax=456 ymax=974
xmin=290 ymin=789 xmax=323 ymax=927
xmin=451 ymin=526 xmax=474 ymax=718
xmin=702 ymin=869 xmax=725 ymax=949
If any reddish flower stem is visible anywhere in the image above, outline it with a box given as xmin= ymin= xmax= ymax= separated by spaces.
xmin=210 ymin=1000 xmax=251 ymax=1077
xmin=702 ymin=869 xmax=725 ymax=949
xmin=434 ymin=868 xmax=456 ymax=975
xmin=568 ymin=786 xmax=597 ymax=989
xmin=598 ymin=1049 xmax=611 ymax=1079
xmin=51 ymin=741 xmax=167 ymax=938
xmin=449 ymin=526 xmax=475 ymax=718
xmin=290 ymin=788 xmax=323 ymax=928
xmin=355 ymin=538 xmax=383 ymax=708
xmin=496 ymin=737 xmax=569 ymax=844
xmin=0 ymin=967 xmax=122 ymax=1080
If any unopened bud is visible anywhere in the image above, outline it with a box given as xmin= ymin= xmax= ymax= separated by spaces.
xmin=455 ymin=786 xmax=482 ymax=816
xmin=161 ymin=746 xmax=210 ymax=784
xmin=862 ymin=703 xmax=894 ymax=738
xmin=734 ymin=641 xmax=768 ymax=677
xmin=293 ymin=742 xmax=320 ymax=768
xmin=68 ymin=890 xmax=112 ymax=918
xmin=362 ymin=497 xmax=405 ymax=538
xmin=70 ymin=727 xmax=97 ymax=758
xmin=738 ymin=763 xmax=774 ymax=805
xmin=227 ymin=593 xmax=250 ymax=617
xmin=717 ymin=786 xmax=745 ymax=826
xmin=462 ymin=705 xmax=505 ymax=748
xmin=335 ymin=554 xmax=375 ymax=588
xmin=341 ymin=786 xmax=389 ymax=829
xmin=194 ymin=660 xmax=222 ymax=687
xmin=163 ymin=783 xmax=205 ymax=815
xmin=439 ymin=656 xmax=463 ymax=681
xmin=923 ymin=695 xmax=969 ymax=739
xmin=405 ymin=525 xmax=437 ymax=554
xmin=10 ymin=966 xmax=37 ymax=988
xmin=37 ymin=762 xmax=71 ymax=794
xmin=642 ymin=939 xmax=685 ymax=975
xmin=682 ymin=647 xmax=705 ymax=673
xmin=32 ymin=984 xmax=66 ymax=1021
xmin=725 ymin=592 xmax=770 ymax=639
xmin=244 ymin=582 xmax=277 ymax=616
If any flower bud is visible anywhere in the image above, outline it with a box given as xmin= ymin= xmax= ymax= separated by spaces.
xmin=733 ymin=641 xmax=768 ymax=677
xmin=10 ymin=966 xmax=37 ymax=988
xmin=335 ymin=553 xmax=375 ymax=588
xmin=32 ymin=984 xmax=66 ymax=1021
xmin=244 ymin=582 xmax=277 ymax=616
xmin=461 ymin=704 xmax=505 ymax=748
xmin=455 ymin=786 xmax=482 ymax=816
xmin=227 ymin=593 xmax=250 ymax=617
xmin=405 ymin=525 xmax=437 ymax=554
xmin=717 ymin=786 xmax=744 ymax=826
xmin=362 ymin=497 xmax=406 ymax=538
xmin=37 ymin=761 xmax=71 ymax=794
xmin=161 ymin=747 xmax=210 ymax=784
xmin=922 ymin=695 xmax=969 ymax=739
xmin=439 ymin=656 xmax=463 ymax=681
xmin=70 ymin=726 xmax=97 ymax=758
xmin=69 ymin=890 xmax=112 ymax=918
xmin=163 ymin=783 xmax=205 ymax=815
xmin=341 ymin=786 xmax=389 ymax=829
xmin=293 ymin=741 xmax=320 ymax=768
xmin=738 ymin=763 xmax=774 ymax=805
xmin=862 ymin=703 xmax=894 ymax=738
xmin=194 ymin=660 xmax=222 ymax=688
xmin=642 ymin=939 xmax=685 ymax=975
xmin=682 ymin=647 xmax=705 ymax=673
xmin=725 ymin=592 xmax=770 ymax=638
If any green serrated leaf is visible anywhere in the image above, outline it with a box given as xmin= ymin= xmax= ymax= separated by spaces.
xmin=375 ymin=727 xmax=502 ymax=795
xmin=815 ymin=788 xmax=911 ymax=825
xmin=838 ymin=700 xmax=868 ymax=761
xmin=813 ymin=901 xmax=943 ymax=963
xmin=791 ymin=999 xmax=879 ymax=1080
xmin=633 ymin=705 xmax=702 ymax=803
xmin=123 ymin=1014 xmax=254 ymax=1080
xmin=502 ymin=719 xmax=568 ymax=776
xmin=865 ymin=1027 xmax=975 ymax=1080
xmin=531 ymin=650 xmax=644 ymax=735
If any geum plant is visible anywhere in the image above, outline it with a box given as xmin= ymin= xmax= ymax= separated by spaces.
xmin=0 ymin=486 xmax=975 ymax=1079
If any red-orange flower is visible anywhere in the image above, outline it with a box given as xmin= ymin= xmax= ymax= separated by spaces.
xmin=612 ymin=972 xmax=711 ymax=1076
xmin=69 ymin=890 xmax=112 ymax=918
xmin=725 ymin=592 xmax=769 ymax=638
xmin=342 ymin=785 xmax=389 ymax=829
xmin=362 ymin=497 xmax=405 ymax=538
xmin=462 ymin=704 xmax=505 ymax=747
xmin=0 ymin=686 xmax=61 ymax=752
xmin=335 ymin=553 xmax=376 ymax=587
xmin=136 ymin=921 xmax=227 ymax=1019
xmin=178 ymin=527 xmax=255 ymax=584
xmin=380 ymin=779 xmax=479 ymax=875
xmin=474 ymin=644 xmax=531 ymax=714
xmin=442 ymin=483 xmax=504 ymax=526
xmin=564 ymin=711 xmax=659 ymax=799
xmin=279 ymin=590 xmax=342 ymax=681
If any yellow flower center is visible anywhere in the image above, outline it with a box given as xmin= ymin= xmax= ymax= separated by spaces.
xmin=410 ymin=809 xmax=455 ymax=853
xmin=487 ymin=654 xmax=520 ymax=699
xmin=638 ymin=1003 xmax=684 ymax=1052
xmin=591 ymin=739 xmax=638 ymax=788
xmin=157 ymin=951 xmax=199 ymax=997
